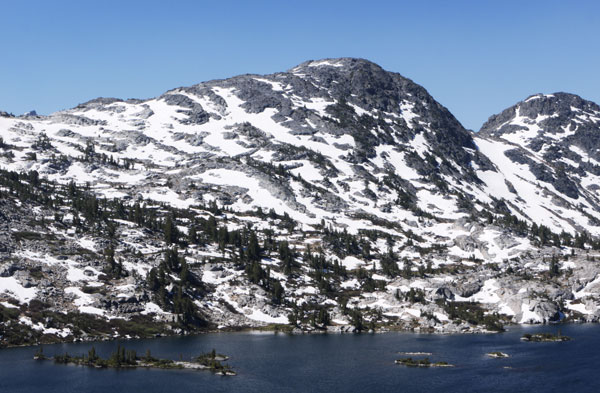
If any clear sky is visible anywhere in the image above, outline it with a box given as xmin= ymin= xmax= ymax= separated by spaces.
xmin=0 ymin=0 xmax=598 ymax=130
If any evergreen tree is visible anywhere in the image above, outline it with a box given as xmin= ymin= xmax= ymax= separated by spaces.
xmin=163 ymin=214 xmax=178 ymax=245
xmin=247 ymin=231 xmax=261 ymax=262
xmin=147 ymin=268 xmax=160 ymax=291
xmin=164 ymin=247 xmax=181 ymax=272
xmin=271 ymin=280 xmax=284 ymax=304
xmin=179 ymin=260 xmax=190 ymax=286
xmin=88 ymin=346 xmax=98 ymax=362
xmin=549 ymin=254 xmax=560 ymax=277
xmin=380 ymin=247 xmax=399 ymax=277
xmin=279 ymin=241 xmax=295 ymax=275
xmin=104 ymin=246 xmax=116 ymax=273
xmin=188 ymin=225 xmax=197 ymax=245
xmin=350 ymin=309 xmax=364 ymax=332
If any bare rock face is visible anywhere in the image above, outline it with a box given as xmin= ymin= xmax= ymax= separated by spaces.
xmin=0 ymin=262 xmax=18 ymax=277
xmin=434 ymin=287 xmax=454 ymax=300
xmin=453 ymin=281 xmax=482 ymax=298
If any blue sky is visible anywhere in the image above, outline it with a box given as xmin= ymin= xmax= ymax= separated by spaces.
xmin=0 ymin=0 xmax=598 ymax=130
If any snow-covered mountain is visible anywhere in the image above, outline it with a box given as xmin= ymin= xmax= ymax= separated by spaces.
xmin=477 ymin=93 xmax=600 ymax=235
xmin=1 ymin=58 xmax=491 ymax=227
xmin=1 ymin=58 xmax=600 ymax=346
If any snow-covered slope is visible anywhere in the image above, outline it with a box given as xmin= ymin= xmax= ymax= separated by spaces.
xmin=476 ymin=93 xmax=600 ymax=235
xmin=0 ymin=59 xmax=486 ymax=229
xmin=1 ymin=59 xmax=600 ymax=345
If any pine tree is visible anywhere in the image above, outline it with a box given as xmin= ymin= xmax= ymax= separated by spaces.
xmin=272 ymin=280 xmax=284 ymax=304
xmin=116 ymin=258 xmax=124 ymax=278
xmin=549 ymin=254 xmax=560 ymax=277
xmin=350 ymin=309 xmax=364 ymax=332
xmin=278 ymin=241 xmax=295 ymax=275
xmin=179 ymin=260 xmax=190 ymax=286
xmin=188 ymin=225 xmax=197 ymax=245
xmin=163 ymin=215 xmax=178 ymax=245
xmin=104 ymin=246 xmax=116 ymax=273
xmin=87 ymin=346 xmax=97 ymax=362
xmin=147 ymin=268 xmax=159 ymax=291
xmin=247 ymin=231 xmax=261 ymax=262
xmin=164 ymin=247 xmax=181 ymax=272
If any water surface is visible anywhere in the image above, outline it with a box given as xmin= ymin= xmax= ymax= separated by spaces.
xmin=1 ymin=324 xmax=598 ymax=392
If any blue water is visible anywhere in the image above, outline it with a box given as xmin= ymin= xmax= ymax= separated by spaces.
xmin=0 ymin=324 xmax=598 ymax=392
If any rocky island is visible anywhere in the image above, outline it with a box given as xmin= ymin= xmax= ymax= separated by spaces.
xmin=521 ymin=333 xmax=571 ymax=342
xmin=486 ymin=351 xmax=510 ymax=358
xmin=34 ymin=346 xmax=236 ymax=376
xmin=395 ymin=357 xmax=453 ymax=367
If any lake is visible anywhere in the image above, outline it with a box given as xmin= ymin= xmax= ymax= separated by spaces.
xmin=0 ymin=324 xmax=598 ymax=392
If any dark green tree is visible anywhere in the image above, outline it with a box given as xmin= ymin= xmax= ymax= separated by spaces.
xmin=271 ymin=280 xmax=284 ymax=304
xmin=247 ymin=231 xmax=261 ymax=262
xmin=163 ymin=215 xmax=178 ymax=245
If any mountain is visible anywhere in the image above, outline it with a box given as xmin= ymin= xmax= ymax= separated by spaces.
xmin=1 ymin=59 xmax=600 ymax=347
xmin=476 ymin=93 xmax=600 ymax=235
xmin=1 ymin=58 xmax=490 ymax=225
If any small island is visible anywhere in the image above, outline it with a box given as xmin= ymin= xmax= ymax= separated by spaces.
xmin=395 ymin=357 xmax=453 ymax=367
xmin=486 ymin=351 xmax=510 ymax=358
xmin=34 ymin=345 xmax=236 ymax=376
xmin=520 ymin=332 xmax=571 ymax=342
xmin=398 ymin=352 xmax=433 ymax=356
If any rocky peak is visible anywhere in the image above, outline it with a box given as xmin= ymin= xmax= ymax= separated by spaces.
xmin=479 ymin=93 xmax=600 ymax=144
xmin=290 ymin=57 xmax=384 ymax=72
xmin=479 ymin=92 xmax=600 ymax=166
xmin=518 ymin=93 xmax=600 ymax=118
xmin=166 ymin=57 xmax=482 ymax=176
xmin=289 ymin=58 xmax=482 ymax=171
xmin=474 ymin=92 xmax=600 ymax=210
xmin=290 ymin=57 xmax=447 ymax=115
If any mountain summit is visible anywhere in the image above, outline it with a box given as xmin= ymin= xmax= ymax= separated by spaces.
xmin=480 ymin=92 xmax=600 ymax=151
xmin=476 ymin=91 xmax=600 ymax=207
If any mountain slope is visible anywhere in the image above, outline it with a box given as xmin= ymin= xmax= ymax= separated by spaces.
xmin=475 ymin=93 xmax=600 ymax=235
xmin=1 ymin=58 xmax=488 ymax=227
xmin=1 ymin=59 xmax=600 ymax=346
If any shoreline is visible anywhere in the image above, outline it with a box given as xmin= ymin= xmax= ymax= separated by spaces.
xmin=0 ymin=320 xmax=595 ymax=350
